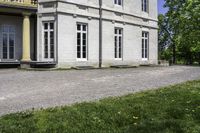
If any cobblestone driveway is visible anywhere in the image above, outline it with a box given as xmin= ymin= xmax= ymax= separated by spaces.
xmin=0 ymin=66 xmax=200 ymax=116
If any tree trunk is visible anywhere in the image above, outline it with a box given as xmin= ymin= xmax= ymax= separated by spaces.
xmin=172 ymin=43 xmax=176 ymax=64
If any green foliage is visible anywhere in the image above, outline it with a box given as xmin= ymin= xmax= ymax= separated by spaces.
xmin=159 ymin=48 xmax=172 ymax=60
xmin=158 ymin=14 xmax=172 ymax=61
xmin=159 ymin=0 xmax=200 ymax=64
xmin=1 ymin=80 xmax=200 ymax=133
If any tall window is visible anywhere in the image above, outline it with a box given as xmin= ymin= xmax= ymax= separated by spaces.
xmin=2 ymin=25 xmax=15 ymax=60
xmin=43 ymin=22 xmax=54 ymax=59
xmin=142 ymin=32 xmax=149 ymax=60
xmin=114 ymin=28 xmax=123 ymax=59
xmin=114 ymin=0 xmax=123 ymax=6
xmin=77 ymin=23 xmax=87 ymax=60
xmin=142 ymin=0 xmax=148 ymax=12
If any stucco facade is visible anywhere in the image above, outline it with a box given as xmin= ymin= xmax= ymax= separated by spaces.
xmin=37 ymin=0 xmax=158 ymax=68
xmin=0 ymin=0 xmax=158 ymax=68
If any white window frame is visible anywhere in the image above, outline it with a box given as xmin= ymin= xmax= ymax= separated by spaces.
xmin=114 ymin=0 xmax=123 ymax=6
xmin=142 ymin=31 xmax=149 ymax=61
xmin=114 ymin=28 xmax=123 ymax=60
xmin=42 ymin=21 xmax=55 ymax=61
xmin=1 ymin=25 xmax=15 ymax=60
xmin=76 ymin=23 xmax=88 ymax=61
xmin=142 ymin=0 xmax=148 ymax=12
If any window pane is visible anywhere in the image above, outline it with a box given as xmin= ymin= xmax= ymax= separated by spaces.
xmin=77 ymin=46 xmax=81 ymax=52
xmin=142 ymin=39 xmax=144 ymax=58
xmin=9 ymin=34 xmax=14 ymax=47
xmin=142 ymin=32 xmax=145 ymax=37
xmin=44 ymin=29 xmax=48 ymax=58
xmin=119 ymin=48 xmax=121 ymax=58
xmin=3 ymin=34 xmax=7 ymax=59
xmin=115 ymin=36 xmax=117 ymax=58
xmin=50 ymin=23 xmax=54 ymax=30
xmin=119 ymin=0 xmax=122 ymax=5
xmin=50 ymin=44 xmax=54 ymax=58
xmin=115 ymin=49 xmax=117 ymax=58
xmin=9 ymin=26 xmax=15 ymax=33
xmin=77 ymin=24 xmax=81 ymax=31
xmin=77 ymin=33 xmax=81 ymax=39
xmin=77 ymin=51 xmax=81 ymax=58
xmin=2 ymin=26 xmax=9 ymax=32
xmin=77 ymin=39 xmax=81 ymax=46
xmin=44 ymin=23 xmax=48 ymax=30
xmin=83 ymin=46 xmax=86 ymax=52
xmin=44 ymin=45 xmax=48 ymax=58
xmin=44 ymin=32 xmax=48 ymax=39
xmin=3 ymin=52 xmax=7 ymax=59
xmin=83 ymin=39 xmax=86 ymax=46
xmin=50 ymin=53 xmax=54 ymax=59
xmin=77 ymin=35 xmax=81 ymax=46
xmin=142 ymin=0 xmax=144 ymax=11
xmin=83 ymin=33 xmax=86 ymax=47
xmin=142 ymin=49 xmax=144 ymax=58
xmin=77 ymin=31 xmax=81 ymax=58
xmin=50 ymin=31 xmax=54 ymax=44
xmin=83 ymin=52 xmax=86 ymax=58
xmin=145 ymin=33 xmax=148 ymax=38
xmin=44 ymin=32 xmax=48 ymax=45
xmin=119 ymin=36 xmax=122 ymax=58
xmin=3 ymin=34 xmax=7 ymax=47
xmin=115 ymin=29 xmax=117 ymax=34
xmin=142 ymin=39 xmax=144 ymax=49
xmin=144 ymin=0 xmax=147 ymax=12
xmin=145 ymin=39 xmax=148 ymax=48
xmin=9 ymin=47 xmax=14 ymax=59
xmin=82 ymin=25 xmax=87 ymax=31
xmin=119 ymin=36 xmax=122 ymax=44
xmin=83 ymin=33 xmax=86 ymax=40
xmin=145 ymin=48 xmax=147 ymax=58
xmin=9 ymin=34 xmax=14 ymax=59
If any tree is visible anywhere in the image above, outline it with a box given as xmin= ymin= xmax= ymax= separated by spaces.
xmin=158 ymin=14 xmax=172 ymax=61
xmin=162 ymin=0 xmax=200 ymax=64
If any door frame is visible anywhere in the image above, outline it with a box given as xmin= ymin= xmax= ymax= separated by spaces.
xmin=42 ymin=21 xmax=55 ymax=62
xmin=1 ymin=25 xmax=16 ymax=61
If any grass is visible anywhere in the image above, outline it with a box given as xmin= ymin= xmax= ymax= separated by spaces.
xmin=1 ymin=81 xmax=200 ymax=133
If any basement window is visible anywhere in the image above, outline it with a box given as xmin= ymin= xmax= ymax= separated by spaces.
xmin=114 ymin=0 xmax=123 ymax=6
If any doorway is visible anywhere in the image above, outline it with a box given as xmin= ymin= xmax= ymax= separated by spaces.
xmin=2 ymin=25 xmax=15 ymax=60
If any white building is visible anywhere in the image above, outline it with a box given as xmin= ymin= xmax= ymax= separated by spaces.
xmin=0 ymin=0 xmax=158 ymax=68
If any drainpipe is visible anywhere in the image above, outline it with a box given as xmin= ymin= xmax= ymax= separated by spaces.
xmin=56 ymin=1 xmax=58 ymax=65
xmin=99 ymin=0 xmax=102 ymax=68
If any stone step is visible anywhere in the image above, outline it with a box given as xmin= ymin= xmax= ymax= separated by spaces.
xmin=72 ymin=66 xmax=96 ymax=70
xmin=110 ymin=65 xmax=138 ymax=68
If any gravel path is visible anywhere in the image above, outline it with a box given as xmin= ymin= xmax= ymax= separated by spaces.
xmin=0 ymin=65 xmax=200 ymax=116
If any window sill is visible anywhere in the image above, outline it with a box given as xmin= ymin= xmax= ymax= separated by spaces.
xmin=142 ymin=58 xmax=148 ymax=61
xmin=115 ymin=58 xmax=123 ymax=61
xmin=141 ymin=11 xmax=149 ymax=18
xmin=76 ymin=59 xmax=88 ymax=62
xmin=114 ymin=4 xmax=123 ymax=10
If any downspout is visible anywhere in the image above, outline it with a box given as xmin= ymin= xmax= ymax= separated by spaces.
xmin=33 ymin=14 xmax=37 ymax=61
xmin=99 ymin=0 xmax=102 ymax=68
xmin=56 ymin=1 xmax=58 ymax=65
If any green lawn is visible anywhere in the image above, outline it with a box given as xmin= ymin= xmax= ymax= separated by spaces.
xmin=1 ymin=81 xmax=200 ymax=133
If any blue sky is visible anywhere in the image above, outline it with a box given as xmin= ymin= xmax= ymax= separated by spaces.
xmin=158 ymin=0 xmax=168 ymax=14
